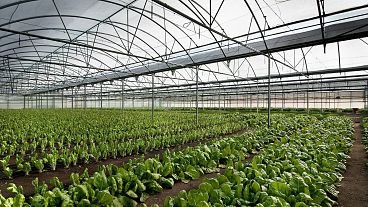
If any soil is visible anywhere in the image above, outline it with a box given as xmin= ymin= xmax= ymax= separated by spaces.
xmin=337 ymin=117 xmax=368 ymax=206
xmin=0 ymin=127 xmax=250 ymax=198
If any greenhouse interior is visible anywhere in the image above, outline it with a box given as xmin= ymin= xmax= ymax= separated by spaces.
xmin=0 ymin=0 xmax=368 ymax=206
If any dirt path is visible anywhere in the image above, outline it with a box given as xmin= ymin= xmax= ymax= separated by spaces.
xmin=338 ymin=117 xmax=368 ymax=206
xmin=0 ymin=127 xmax=250 ymax=198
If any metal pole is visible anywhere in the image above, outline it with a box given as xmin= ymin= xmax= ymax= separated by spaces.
xmin=84 ymin=85 xmax=87 ymax=109
xmin=100 ymin=83 xmax=103 ymax=109
xmin=236 ymin=92 xmax=238 ymax=108
xmin=202 ymin=95 xmax=204 ymax=110
xmin=195 ymin=66 xmax=199 ymax=125
xmin=320 ymin=77 xmax=323 ymax=112
xmin=365 ymin=81 xmax=368 ymax=109
xmin=223 ymin=95 xmax=225 ymax=110
xmin=23 ymin=96 xmax=26 ymax=109
xmin=245 ymin=93 xmax=248 ymax=109
xmin=250 ymin=94 xmax=252 ymax=109
xmin=151 ymin=74 xmax=154 ymax=125
xmin=281 ymin=85 xmax=285 ymax=111
xmin=61 ymin=90 xmax=64 ymax=109
xmin=267 ymin=55 xmax=271 ymax=128
xmin=307 ymin=81 xmax=310 ymax=113
xmin=121 ymin=79 xmax=125 ymax=110
xmin=107 ymin=92 xmax=110 ymax=108
xmin=52 ymin=92 xmax=55 ymax=108
xmin=218 ymin=88 xmax=220 ymax=110
xmin=6 ymin=95 xmax=9 ymax=109
xmin=257 ymin=85 xmax=259 ymax=113
xmin=296 ymin=86 xmax=299 ymax=109
xmin=46 ymin=92 xmax=49 ymax=109
xmin=71 ymin=88 xmax=74 ymax=109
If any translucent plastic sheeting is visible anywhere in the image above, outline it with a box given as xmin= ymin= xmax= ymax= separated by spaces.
xmin=0 ymin=0 xmax=367 ymax=96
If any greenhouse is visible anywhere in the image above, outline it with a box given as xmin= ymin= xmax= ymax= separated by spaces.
xmin=0 ymin=0 xmax=368 ymax=206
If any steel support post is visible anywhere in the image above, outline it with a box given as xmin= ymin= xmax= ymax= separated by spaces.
xmin=53 ymin=92 xmax=55 ymax=108
xmin=283 ymin=86 xmax=286 ymax=110
xmin=107 ymin=93 xmax=110 ymax=108
xmin=320 ymin=78 xmax=323 ymax=112
xmin=250 ymin=94 xmax=252 ymax=108
xmin=202 ymin=95 xmax=204 ymax=110
xmin=364 ymin=90 xmax=365 ymax=109
xmin=151 ymin=74 xmax=154 ymax=125
xmin=100 ymin=84 xmax=103 ymax=109
xmin=245 ymin=93 xmax=248 ymax=109
xmin=236 ymin=92 xmax=238 ymax=108
xmin=84 ymin=85 xmax=87 ymax=109
xmin=223 ymin=95 xmax=225 ymax=110
xmin=61 ymin=90 xmax=64 ymax=109
xmin=366 ymin=81 xmax=368 ymax=109
xmin=23 ymin=96 xmax=26 ymax=109
xmin=267 ymin=55 xmax=271 ymax=128
xmin=6 ymin=95 xmax=9 ymax=109
xmin=257 ymin=86 xmax=259 ymax=113
xmin=195 ymin=66 xmax=199 ymax=125
xmin=307 ymin=81 xmax=310 ymax=113
xmin=121 ymin=79 xmax=124 ymax=110
xmin=218 ymin=89 xmax=220 ymax=110
xmin=296 ymin=87 xmax=299 ymax=109
xmin=71 ymin=88 xmax=74 ymax=109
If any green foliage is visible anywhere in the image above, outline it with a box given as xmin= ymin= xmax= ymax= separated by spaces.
xmin=162 ymin=115 xmax=352 ymax=207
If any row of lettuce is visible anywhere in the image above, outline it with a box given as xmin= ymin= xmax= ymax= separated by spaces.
xmin=0 ymin=110 xmax=263 ymax=179
xmin=0 ymin=114 xmax=308 ymax=206
xmin=362 ymin=118 xmax=368 ymax=162
xmin=161 ymin=115 xmax=353 ymax=207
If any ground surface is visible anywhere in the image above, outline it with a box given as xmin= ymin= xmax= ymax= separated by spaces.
xmin=338 ymin=117 xmax=368 ymax=207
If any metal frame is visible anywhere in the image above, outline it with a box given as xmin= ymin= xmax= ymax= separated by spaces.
xmin=1 ymin=0 xmax=368 ymax=120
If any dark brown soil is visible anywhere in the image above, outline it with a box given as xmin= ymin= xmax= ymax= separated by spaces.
xmin=143 ymin=154 xmax=256 ymax=207
xmin=0 ymin=128 xmax=250 ymax=198
xmin=337 ymin=117 xmax=368 ymax=207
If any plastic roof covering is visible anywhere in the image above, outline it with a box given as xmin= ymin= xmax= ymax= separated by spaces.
xmin=0 ymin=0 xmax=368 ymax=97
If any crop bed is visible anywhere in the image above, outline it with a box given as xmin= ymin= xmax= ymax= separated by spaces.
xmin=161 ymin=115 xmax=353 ymax=207
xmin=0 ymin=109 xmax=262 ymax=180
xmin=0 ymin=109 xmax=264 ymax=205
xmin=0 ymin=110 xmax=354 ymax=207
